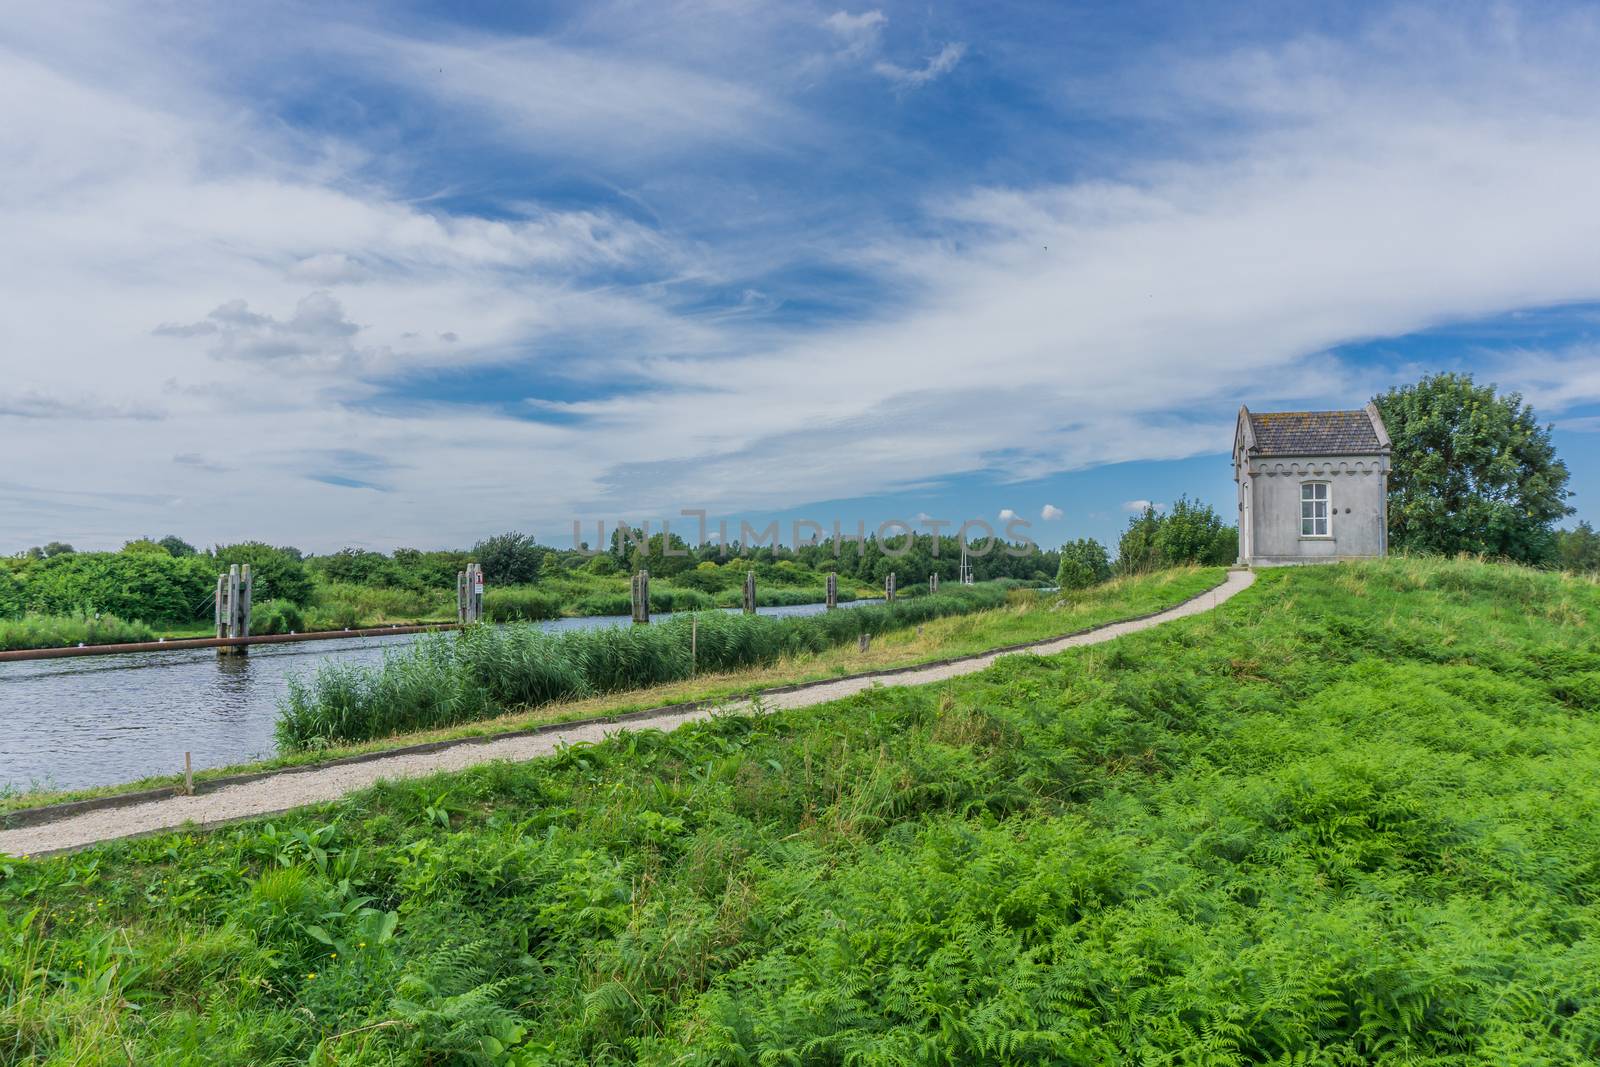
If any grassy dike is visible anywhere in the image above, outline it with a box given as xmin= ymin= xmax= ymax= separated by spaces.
xmin=21 ymin=559 xmax=1597 ymax=1061
xmin=0 ymin=569 xmax=1223 ymax=814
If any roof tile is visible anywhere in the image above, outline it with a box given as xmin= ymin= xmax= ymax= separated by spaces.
xmin=1248 ymin=410 xmax=1382 ymax=456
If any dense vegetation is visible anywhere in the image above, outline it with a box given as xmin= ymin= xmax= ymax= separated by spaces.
xmin=277 ymin=583 xmax=1020 ymax=748
xmin=0 ymin=528 xmax=1053 ymax=649
xmin=1375 ymin=372 xmax=1573 ymax=564
xmin=1057 ymin=497 xmax=1238 ymax=590
xmin=0 ymin=613 xmax=155 ymax=653
xmin=5 ymin=557 xmax=1598 ymax=1063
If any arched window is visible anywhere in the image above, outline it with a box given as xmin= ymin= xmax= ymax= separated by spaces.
xmin=1301 ymin=481 xmax=1330 ymax=537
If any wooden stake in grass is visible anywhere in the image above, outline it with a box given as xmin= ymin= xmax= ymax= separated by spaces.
xmin=691 ymin=614 xmax=697 ymax=674
xmin=859 ymin=632 xmax=870 ymax=653
xmin=183 ymin=751 xmax=193 ymax=795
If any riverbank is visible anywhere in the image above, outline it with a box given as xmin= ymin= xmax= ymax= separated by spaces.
xmin=0 ymin=568 xmax=1224 ymax=816
xmin=0 ymin=568 xmax=1244 ymax=855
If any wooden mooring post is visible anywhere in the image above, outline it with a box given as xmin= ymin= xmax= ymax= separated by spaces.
xmin=929 ymin=573 xmax=939 ymax=595
xmin=743 ymin=571 xmax=756 ymax=614
xmin=631 ymin=570 xmax=650 ymax=624
xmin=825 ymin=572 xmax=837 ymax=610
xmin=457 ymin=562 xmax=484 ymax=624
xmin=885 ymin=571 xmax=896 ymax=603
xmin=214 ymin=563 xmax=252 ymax=657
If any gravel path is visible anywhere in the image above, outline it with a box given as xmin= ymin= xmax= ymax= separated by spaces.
xmin=2 ymin=570 xmax=1253 ymax=856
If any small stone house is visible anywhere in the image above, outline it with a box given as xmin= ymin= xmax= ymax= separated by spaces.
xmin=1234 ymin=404 xmax=1391 ymax=566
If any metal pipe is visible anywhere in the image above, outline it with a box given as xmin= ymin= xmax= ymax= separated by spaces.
xmin=0 ymin=623 xmax=465 ymax=662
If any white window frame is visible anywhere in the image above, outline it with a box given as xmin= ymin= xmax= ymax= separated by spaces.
xmin=1300 ymin=481 xmax=1331 ymax=538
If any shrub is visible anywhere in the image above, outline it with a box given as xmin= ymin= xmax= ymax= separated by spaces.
xmin=215 ymin=543 xmax=314 ymax=606
xmin=1117 ymin=497 xmax=1236 ymax=573
xmin=473 ymin=532 xmax=547 ymax=585
xmin=311 ymin=583 xmax=449 ymax=627
xmin=1057 ymin=538 xmax=1112 ymax=589
xmin=0 ymin=565 xmax=23 ymax=618
xmin=251 ymin=599 xmax=306 ymax=635
xmin=20 ymin=551 xmax=214 ymax=623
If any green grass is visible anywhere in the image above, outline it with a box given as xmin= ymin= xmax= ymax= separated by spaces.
xmin=41 ymin=561 xmax=1600 ymax=1060
xmin=276 ymin=584 xmax=1022 ymax=748
xmin=0 ymin=568 xmax=1222 ymax=815
xmin=0 ymin=613 xmax=155 ymax=652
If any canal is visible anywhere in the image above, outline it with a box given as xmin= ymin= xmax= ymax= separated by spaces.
xmin=0 ymin=600 xmax=878 ymax=793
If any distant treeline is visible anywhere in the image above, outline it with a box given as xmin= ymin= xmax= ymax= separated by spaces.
xmin=0 ymin=528 xmax=1057 ymax=629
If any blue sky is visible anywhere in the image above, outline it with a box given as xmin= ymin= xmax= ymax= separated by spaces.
xmin=4 ymin=1 xmax=1600 ymax=552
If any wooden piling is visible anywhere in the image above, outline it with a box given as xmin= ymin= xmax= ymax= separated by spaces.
xmin=183 ymin=751 xmax=193 ymax=795
xmin=457 ymin=563 xmax=485 ymax=624
xmin=743 ymin=571 xmax=756 ymax=614
xmin=885 ymin=571 xmax=896 ymax=603
xmin=825 ymin=572 xmax=837 ymax=610
xmin=632 ymin=570 xmax=650 ymax=624
xmin=929 ymin=573 xmax=938 ymax=595
xmin=216 ymin=564 xmax=252 ymax=656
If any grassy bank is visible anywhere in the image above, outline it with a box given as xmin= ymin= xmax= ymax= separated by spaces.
xmin=276 ymin=583 xmax=1020 ymax=748
xmin=9 ymin=559 xmax=1599 ymax=1060
xmin=0 ymin=613 xmax=156 ymax=652
xmin=0 ymin=566 xmax=1220 ymax=807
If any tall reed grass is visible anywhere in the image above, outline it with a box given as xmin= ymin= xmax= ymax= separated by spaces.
xmin=277 ymin=584 xmax=1013 ymax=748
xmin=0 ymin=612 xmax=156 ymax=651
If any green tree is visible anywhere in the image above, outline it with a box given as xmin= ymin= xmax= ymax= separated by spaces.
xmin=1555 ymin=522 xmax=1600 ymax=574
xmin=1374 ymin=373 xmax=1572 ymax=564
xmin=122 ymin=539 xmax=168 ymax=555
xmin=474 ymin=532 xmax=546 ymax=585
xmin=1117 ymin=497 xmax=1235 ymax=574
xmin=157 ymin=535 xmax=197 ymax=557
xmin=1056 ymin=538 xmax=1112 ymax=589
xmin=214 ymin=542 xmax=314 ymax=606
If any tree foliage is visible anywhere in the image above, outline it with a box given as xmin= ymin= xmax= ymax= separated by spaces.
xmin=1375 ymin=373 xmax=1572 ymax=564
xmin=214 ymin=542 xmax=314 ymax=606
xmin=473 ymin=532 xmax=548 ymax=585
xmin=1116 ymin=497 xmax=1237 ymax=574
xmin=1056 ymin=538 xmax=1112 ymax=589
xmin=1555 ymin=522 xmax=1600 ymax=574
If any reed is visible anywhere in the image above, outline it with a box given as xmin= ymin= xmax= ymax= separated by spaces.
xmin=276 ymin=583 xmax=1013 ymax=747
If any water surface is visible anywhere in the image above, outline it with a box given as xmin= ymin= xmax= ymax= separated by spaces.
xmin=0 ymin=600 xmax=878 ymax=793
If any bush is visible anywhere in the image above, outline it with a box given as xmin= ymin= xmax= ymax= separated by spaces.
xmin=0 ymin=565 xmax=23 ymax=618
xmin=215 ymin=543 xmax=314 ymax=606
xmin=311 ymin=583 xmax=450 ymax=628
xmin=1057 ymin=538 xmax=1112 ymax=589
xmin=250 ymin=599 xmax=306 ymax=635
xmin=1118 ymin=497 xmax=1236 ymax=574
xmin=19 ymin=551 xmax=214 ymax=623
xmin=473 ymin=532 xmax=547 ymax=585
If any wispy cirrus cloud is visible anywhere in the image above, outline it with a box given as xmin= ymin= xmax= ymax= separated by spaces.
xmin=874 ymin=42 xmax=965 ymax=89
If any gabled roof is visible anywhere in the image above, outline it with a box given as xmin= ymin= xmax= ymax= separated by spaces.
xmin=1237 ymin=403 xmax=1390 ymax=457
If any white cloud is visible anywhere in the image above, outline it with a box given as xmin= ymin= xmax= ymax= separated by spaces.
xmin=1041 ymin=504 xmax=1064 ymax=520
xmin=9 ymin=5 xmax=1600 ymax=550
xmin=1123 ymin=500 xmax=1162 ymax=513
xmin=824 ymin=11 xmax=887 ymax=59
xmin=998 ymin=508 xmax=1018 ymax=522
xmin=874 ymin=42 xmax=965 ymax=89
